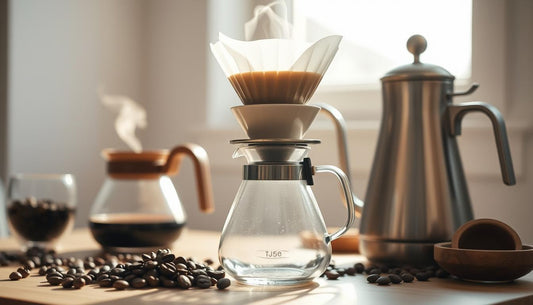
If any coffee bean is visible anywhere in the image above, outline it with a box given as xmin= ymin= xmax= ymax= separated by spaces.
xmin=325 ymin=270 xmax=340 ymax=280
xmin=367 ymin=274 xmax=380 ymax=283
xmin=216 ymin=278 xmax=231 ymax=290
xmin=73 ymin=277 xmax=86 ymax=289
xmin=178 ymin=274 xmax=192 ymax=289
xmin=196 ymin=275 xmax=211 ymax=289
xmin=113 ymin=280 xmax=129 ymax=290
xmin=145 ymin=275 xmax=160 ymax=287
xmin=160 ymin=254 xmax=175 ymax=264
xmin=131 ymin=277 xmax=147 ymax=289
xmin=61 ymin=277 xmax=74 ymax=288
xmin=415 ymin=272 xmax=430 ymax=281
xmin=175 ymin=256 xmax=187 ymax=265
xmin=368 ymin=268 xmax=381 ymax=275
xmin=81 ymin=274 xmax=93 ymax=284
xmin=207 ymin=269 xmax=225 ymax=280
xmin=345 ymin=267 xmax=357 ymax=276
xmin=376 ymin=276 xmax=391 ymax=285
xmin=401 ymin=273 xmax=414 ymax=283
xmin=124 ymin=274 xmax=137 ymax=282
xmin=9 ymin=272 xmax=23 ymax=281
xmin=354 ymin=263 xmax=365 ymax=273
xmin=191 ymin=269 xmax=207 ymax=277
xmin=17 ymin=268 xmax=30 ymax=278
xmin=388 ymin=274 xmax=402 ymax=284
xmin=144 ymin=260 xmax=158 ymax=270
xmin=48 ymin=275 xmax=63 ymax=286
xmin=99 ymin=278 xmax=113 ymax=287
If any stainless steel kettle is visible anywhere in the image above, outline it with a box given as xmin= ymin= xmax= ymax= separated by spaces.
xmin=359 ymin=35 xmax=516 ymax=265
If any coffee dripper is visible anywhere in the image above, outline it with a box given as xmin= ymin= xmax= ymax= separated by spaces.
xmin=89 ymin=144 xmax=214 ymax=252
xmin=360 ymin=35 xmax=516 ymax=265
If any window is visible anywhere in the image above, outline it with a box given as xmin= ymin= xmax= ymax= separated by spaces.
xmin=292 ymin=0 xmax=472 ymax=87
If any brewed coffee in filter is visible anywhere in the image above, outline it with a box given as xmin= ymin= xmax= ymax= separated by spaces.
xmin=210 ymin=1 xmax=342 ymax=105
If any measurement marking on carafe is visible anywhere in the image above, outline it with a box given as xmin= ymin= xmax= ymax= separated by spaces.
xmin=257 ymin=250 xmax=289 ymax=259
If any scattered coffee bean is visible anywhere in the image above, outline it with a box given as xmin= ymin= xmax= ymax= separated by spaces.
xmin=401 ymin=272 xmax=415 ymax=283
xmin=178 ymin=274 xmax=192 ymax=289
xmin=217 ymin=277 xmax=231 ymax=290
xmin=61 ymin=277 xmax=74 ymax=288
xmin=354 ymin=263 xmax=365 ymax=273
xmin=388 ymin=274 xmax=402 ymax=284
xmin=196 ymin=275 xmax=211 ymax=289
xmin=325 ymin=270 xmax=341 ymax=280
xmin=131 ymin=277 xmax=147 ymax=289
xmin=345 ymin=267 xmax=357 ymax=276
xmin=113 ymin=279 xmax=129 ymax=290
xmin=9 ymin=271 xmax=23 ymax=281
xmin=17 ymin=268 xmax=30 ymax=278
xmin=47 ymin=275 xmax=63 ymax=286
xmin=73 ymin=277 xmax=86 ymax=289
xmin=4 ymin=247 xmax=230 ymax=293
xmin=376 ymin=276 xmax=391 ymax=285
xmin=415 ymin=272 xmax=430 ymax=281
xmin=367 ymin=274 xmax=380 ymax=283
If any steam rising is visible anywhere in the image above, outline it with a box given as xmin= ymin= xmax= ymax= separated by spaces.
xmin=244 ymin=1 xmax=292 ymax=40
xmin=100 ymin=92 xmax=147 ymax=153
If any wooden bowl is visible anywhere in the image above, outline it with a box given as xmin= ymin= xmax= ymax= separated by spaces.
xmin=434 ymin=242 xmax=533 ymax=282
xmin=452 ymin=218 xmax=522 ymax=250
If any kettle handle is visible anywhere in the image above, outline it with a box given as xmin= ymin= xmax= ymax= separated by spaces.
xmin=313 ymin=102 xmax=364 ymax=217
xmin=313 ymin=165 xmax=356 ymax=243
xmin=163 ymin=143 xmax=215 ymax=213
xmin=447 ymin=102 xmax=516 ymax=185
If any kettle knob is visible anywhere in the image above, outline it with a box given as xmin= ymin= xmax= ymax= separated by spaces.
xmin=407 ymin=34 xmax=427 ymax=63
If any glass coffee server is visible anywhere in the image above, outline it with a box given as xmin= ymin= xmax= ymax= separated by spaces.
xmin=219 ymin=140 xmax=356 ymax=285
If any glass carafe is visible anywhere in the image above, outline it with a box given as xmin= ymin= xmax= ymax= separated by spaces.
xmin=89 ymin=144 xmax=214 ymax=253
xmin=219 ymin=143 xmax=355 ymax=285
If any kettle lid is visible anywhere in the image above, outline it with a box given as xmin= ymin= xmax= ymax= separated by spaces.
xmin=381 ymin=34 xmax=455 ymax=82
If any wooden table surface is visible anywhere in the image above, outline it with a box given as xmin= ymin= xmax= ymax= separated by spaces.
xmin=0 ymin=229 xmax=532 ymax=305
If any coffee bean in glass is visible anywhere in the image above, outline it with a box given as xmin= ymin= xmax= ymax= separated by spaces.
xmin=7 ymin=174 xmax=76 ymax=251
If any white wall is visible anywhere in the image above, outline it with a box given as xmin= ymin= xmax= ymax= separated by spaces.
xmin=5 ymin=0 xmax=533 ymax=245
xmin=7 ymin=0 xmax=147 ymax=228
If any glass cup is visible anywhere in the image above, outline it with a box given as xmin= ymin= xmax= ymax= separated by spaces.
xmin=6 ymin=174 xmax=76 ymax=251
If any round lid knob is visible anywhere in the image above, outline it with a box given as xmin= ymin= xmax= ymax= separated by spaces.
xmin=381 ymin=34 xmax=454 ymax=82
xmin=407 ymin=34 xmax=427 ymax=63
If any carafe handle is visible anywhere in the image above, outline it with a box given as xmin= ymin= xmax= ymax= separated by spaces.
xmin=163 ymin=143 xmax=215 ymax=213
xmin=447 ymin=102 xmax=516 ymax=185
xmin=313 ymin=165 xmax=356 ymax=243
